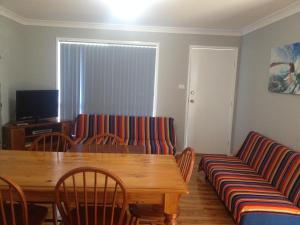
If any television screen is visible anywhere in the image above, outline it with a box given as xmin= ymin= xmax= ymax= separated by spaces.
xmin=16 ymin=90 xmax=58 ymax=121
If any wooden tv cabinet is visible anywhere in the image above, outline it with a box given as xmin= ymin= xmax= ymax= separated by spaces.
xmin=2 ymin=120 xmax=72 ymax=150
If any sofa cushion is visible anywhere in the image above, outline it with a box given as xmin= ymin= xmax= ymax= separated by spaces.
xmin=236 ymin=131 xmax=265 ymax=164
xmin=199 ymin=154 xmax=246 ymax=173
xmin=248 ymin=139 xmax=282 ymax=171
xmin=206 ymin=165 xmax=267 ymax=197
xmin=126 ymin=139 xmax=174 ymax=154
xmin=236 ymin=132 xmax=288 ymax=175
xmin=240 ymin=212 xmax=300 ymax=225
xmin=209 ymin=164 xmax=258 ymax=186
xmin=256 ymin=145 xmax=291 ymax=182
xmin=273 ymin=153 xmax=300 ymax=207
xmin=228 ymin=185 xmax=300 ymax=225
xmin=200 ymin=155 xmax=260 ymax=187
xmin=216 ymin=174 xmax=274 ymax=203
xmin=145 ymin=140 xmax=175 ymax=155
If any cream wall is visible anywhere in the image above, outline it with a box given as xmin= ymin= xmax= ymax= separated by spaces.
xmin=0 ymin=16 xmax=241 ymax=151
xmin=233 ymin=12 xmax=300 ymax=152
xmin=0 ymin=16 xmax=25 ymax=130
xmin=18 ymin=25 xmax=240 ymax=150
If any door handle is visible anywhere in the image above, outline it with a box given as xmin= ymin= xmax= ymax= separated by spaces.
xmin=190 ymin=99 xmax=194 ymax=103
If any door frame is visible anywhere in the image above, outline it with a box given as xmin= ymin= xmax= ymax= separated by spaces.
xmin=184 ymin=45 xmax=239 ymax=155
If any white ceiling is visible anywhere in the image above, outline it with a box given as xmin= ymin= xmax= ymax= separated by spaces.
xmin=0 ymin=0 xmax=300 ymax=34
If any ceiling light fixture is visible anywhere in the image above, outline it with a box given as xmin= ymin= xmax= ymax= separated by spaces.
xmin=102 ymin=0 xmax=161 ymax=21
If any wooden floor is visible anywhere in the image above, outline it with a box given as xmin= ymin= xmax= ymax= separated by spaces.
xmin=44 ymin=155 xmax=235 ymax=225
xmin=177 ymin=155 xmax=235 ymax=225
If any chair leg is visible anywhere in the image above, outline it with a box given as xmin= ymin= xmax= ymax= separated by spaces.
xmin=129 ymin=215 xmax=134 ymax=225
xmin=52 ymin=203 xmax=58 ymax=225
xmin=134 ymin=217 xmax=139 ymax=225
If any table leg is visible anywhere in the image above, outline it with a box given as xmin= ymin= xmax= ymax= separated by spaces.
xmin=164 ymin=213 xmax=177 ymax=225
xmin=164 ymin=193 xmax=180 ymax=225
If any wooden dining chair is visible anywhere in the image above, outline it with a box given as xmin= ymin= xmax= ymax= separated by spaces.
xmin=0 ymin=176 xmax=48 ymax=225
xmin=55 ymin=167 xmax=128 ymax=225
xmin=175 ymin=147 xmax=196 ymax=183
xmin=29 ymin=132 xmax=74 ymax=225
xmin=84 ymin=133 xmax=125 ymax=152
xmin=128 ymin=147 xmax=196 ymax=225
xmin=29 ymin=132 xmax=74 ymax=152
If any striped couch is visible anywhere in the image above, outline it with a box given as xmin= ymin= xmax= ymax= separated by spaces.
xmin=72 ymin=114 xmax=176 ymax=154
xmin=199 ymin=131 xmax=300 ymax=225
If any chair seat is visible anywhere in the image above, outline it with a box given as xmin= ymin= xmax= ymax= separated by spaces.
xmin=70 ymin=206 xmax=125 ymax=225
xmin=129 ymin=204 xmax=165 ymax=221
xmin=0 ymin=204 xmax=48 ymax=225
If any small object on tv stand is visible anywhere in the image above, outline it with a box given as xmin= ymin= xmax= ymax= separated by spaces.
xmin=16 ymin=122 xmax=29 ymax=126
xmin=32 ymin=129 xmax=52 ymax=135
xmin=16 ymin=118 xmax=56 ymax=125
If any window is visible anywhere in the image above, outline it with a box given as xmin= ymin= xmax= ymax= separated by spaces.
xmin=58 ymin=39 xmax=158 ymax=120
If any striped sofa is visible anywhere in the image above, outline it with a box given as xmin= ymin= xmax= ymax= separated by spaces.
xmin=72 ymin=114 xmax=176 ymax=154
xmin=199 ymin=131 xmax=300 ymax=225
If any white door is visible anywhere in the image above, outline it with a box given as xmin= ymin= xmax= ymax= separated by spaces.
xmin=185 ymin=47 xmax=238 ymax=154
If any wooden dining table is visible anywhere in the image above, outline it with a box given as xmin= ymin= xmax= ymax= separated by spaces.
xmin=69 ymin=143 xmax=147 ymax=154
xmin=0 ymin=150 xmax=188 ymax=225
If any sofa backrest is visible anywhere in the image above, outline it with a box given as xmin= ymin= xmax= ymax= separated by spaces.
xmin=236 ymin=131 xmax=265 ymax=164
xmin=273 ymin=153 xmax=300 ymax=207
xmin=237 ymin=131 xmax=300 ymax=206
xmin=74 ymin=113 xmax=176 ymax=145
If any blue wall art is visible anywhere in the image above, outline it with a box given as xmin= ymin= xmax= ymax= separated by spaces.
xmin=269 ymin=42 xmax=300 ymax=95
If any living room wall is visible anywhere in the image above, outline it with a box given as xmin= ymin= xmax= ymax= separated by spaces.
xmin=0 ymin=16 xmax=241 ymax=151
xmin=233 ymin=12 xmax=300 ymax=152
xmin=0 ymin=16 xmax=24 ymax=132
xmin=3 ymin=9 xmax=300 ymax=152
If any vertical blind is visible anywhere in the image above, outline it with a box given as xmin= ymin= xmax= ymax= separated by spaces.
xmin=60 ymin=42 xmax=157 ymax=120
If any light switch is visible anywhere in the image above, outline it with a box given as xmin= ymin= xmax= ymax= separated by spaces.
xmin=178 ymin=84 xmax=185 ymax=89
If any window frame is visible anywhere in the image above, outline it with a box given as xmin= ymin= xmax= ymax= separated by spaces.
xmin=56 ymin=37 xmax=159 ymax=119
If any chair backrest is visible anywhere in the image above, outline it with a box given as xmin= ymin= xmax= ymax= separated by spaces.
xmin=84 ymin=134 xmax=124 ymax=152
xmin=29 ymin=132 xmax=74 ymax=152
xmin=176 ymin=147 xmax=195 ymax=183
xmin=0 ymin=176 xmax=28 ymax=225
xmin=55 ymin=167 xmax=128 ymax=225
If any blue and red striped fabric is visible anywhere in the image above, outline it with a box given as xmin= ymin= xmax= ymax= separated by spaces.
xmin=73 ymin=114 xmax=176 ymax=154
xmin=199 ymin=131 xmax=300 ymax=225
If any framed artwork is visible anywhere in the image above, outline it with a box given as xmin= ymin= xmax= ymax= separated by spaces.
xmin=269 ymin=42 xmax=300 ymax=95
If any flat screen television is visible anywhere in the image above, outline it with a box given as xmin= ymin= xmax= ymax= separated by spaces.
xmin=16 ymin=90 xmax=58 ymax=121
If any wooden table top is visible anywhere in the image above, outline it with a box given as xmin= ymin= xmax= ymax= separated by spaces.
xmin=0 ymin=150 xmax=188 ymax=194
xmin=69 ymin=144 xmax=147 ymax=154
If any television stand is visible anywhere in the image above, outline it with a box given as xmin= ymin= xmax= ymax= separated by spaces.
xmin=16 ymin=118 xmax=57 ymax=125
xmin=2 ymin=120 xmax=72 ymax=150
